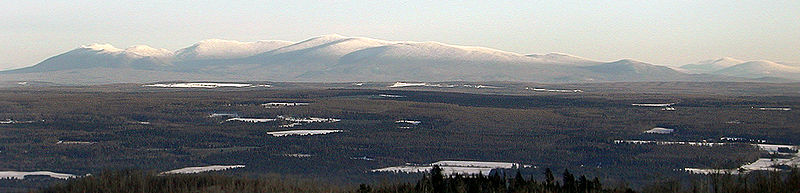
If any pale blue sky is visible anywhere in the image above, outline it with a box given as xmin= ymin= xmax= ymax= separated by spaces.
xmin=1 ymin=0 xmax=798 ymax=70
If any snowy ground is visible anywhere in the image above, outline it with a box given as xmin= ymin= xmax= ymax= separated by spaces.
xmin=613 ymin=140 xmax=727 ymax=147
xmin=0 ymin=119 xmax=40 ymax=124
xmin=262 ymin=102 xmax=309 ymax=107
xmin=267 ymin=130 xmax=343 ymax=137
xmin=378 ymin=94 xmax=405 ymax=98
xmin=631 ymin=103 xmax=676 ymax=107
xmin=160 ymin=165 xmax=245 ymax=174
xmin=396 ymin=120 xmax=421 ymax=125
xmin=388 ymin=82 xmax=500 ymax=89
xmin=525 ymin=87 xmax=583 ymax=93
xmin=0 ymin=171 xmax=77 ymax=180
xmin=56 ymin=141 xmax=96 ymax=145
xmin=208 ymin=113 xmax=238 ymax=118
xmin=644 ymin=127 xmax=674 ymax=134
xmin=144 ymin=83 xmax=257 ymax=88
xmin=278 ymin=116 xmax=340 ymax=123
xmin=224 ymin=118 xmax=277 ymax=123
xmin=372 ymin=160 xmax=529 ymax=175
xmin=754 ymin=107 xmax=791 ymax=111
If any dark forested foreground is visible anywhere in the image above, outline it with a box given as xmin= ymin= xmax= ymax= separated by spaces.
xmin=35 ymin=167 xmax=800 ymax=193
xmin=2 ymin=83 xmax=800 ymax=191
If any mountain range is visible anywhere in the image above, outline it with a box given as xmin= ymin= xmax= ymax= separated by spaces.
xmin=1 ymin=34 xmax=796 ymax=84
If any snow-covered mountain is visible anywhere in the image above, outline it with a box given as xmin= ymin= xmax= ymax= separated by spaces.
xmin=679 ymin=58 xmax=800 ymax=80
xmin=713 ymin=60 xmax=800 ymax=79
xmin=174 ymin=39 xmax=293 ymax=61
xmin=680 ymin=57 xmax=744 ymax=74
xmin=0 ymin=35 xmax=777 ymax=84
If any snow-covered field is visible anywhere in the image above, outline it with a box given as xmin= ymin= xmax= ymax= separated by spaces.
xmin=144 ymin=83 xmax=269 ymax=88
xmin=613 ymin=140 xmax=727 ymax=147
xmin=631 ymin=103 xmax=676 ymax=107
xmin=388 ymin=82 xmax=499 ymax=89
xmin=720 ymin=137 xmax=766 ymax=143
xmin=378 ymin=94 xmax=405 ymax=98
xmin=284 ymin=153 xmax=312 ymax=158
xmin=262 ymin=102 xmax=310 ymax=107
xmin=0 ymin=171 xmax=77 ymax=180
xmin=0 ymin=119 xmax=40 ymax=124
xmin=754 ymin=107 xmax=792 ymax=111
xmin=224 ymin=118 xmax=277 ymax=123
xmin=682 ymin=143 xmax=799 ymax=174
xmin=372 ymin=161 xmax=528 ymax=175
xmin=396 ymin=120 xmax=421 ymax=125
xmin=278 ymin=116 xmax=340 ymax=123
xmin=160 ymin=165 xmax=245 ymax=175
xmin=351 ymin=156 xmax=375 ymax=161
xmin=644 ymin=127 xmax=674 ymax=134
xmin=267 ymin=130 xmax=343 ymax=137
xmin=208 ymin=113 xmax=238 ymax=118
xmin=279 ymin=123 xmax=303 ymax=128
xmin=525 ymin=87 xmax=583 ymax=93
xmin=56 ymin=140 xmax=96 ymax=145
xmin=389 ymin=82 xmax=427 ymax=88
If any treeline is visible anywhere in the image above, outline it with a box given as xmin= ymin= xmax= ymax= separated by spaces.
xmin=359 ymin=166 xmax=632 ymax=193
xmin=35 ymin=167 xmax=800 ymax=193
xmin=37 ymin=169 xmax=341 ymax=193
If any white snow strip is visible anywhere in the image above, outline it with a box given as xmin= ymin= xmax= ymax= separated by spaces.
xmin=379 ymin=94 xmax=405 ymax=98
xmin=614 ymin=140 xmax=727 ymax=147
xmin=267 ymin=130 xmax=343 ymax=137
xmin=284 ymin=153 xmax=312 ymax=158
xmin=372 ymin=161 xmax=523 ymax=175
xmin=279 ymin=123 xmax=303 ymax=128
xmin=278 ymin=116 xmax=340 ymax=123
xmin=0 ymin=119 xmax=39 ymax=124
xmin=209 ymin=113 xmax=238 ymax=118
xmin=144 ymin=83 xmax=254 ymax=88
xmin=56 ymin=141 xmax=96 ymax=145
xmin=389 ymin=82 xmax=427 ymax=88
xmin=644 ymin=127 xmax=674 ymax=134
xmin=632 ymin=103 xmax=676 ymax=107
xmin=0 ymin=171 xmax=77 ymax=180
xmin=396 ymin=120 xmax=422 ymax=125
xmin=525 ymin=87 xmax=583 ymax=93
xmin=684 ymin=168 xmax=741 ymax=175
xmin=161 ymin=165 xmax=245 ymax=175
xmin=754 ymin=107 xmax=792 ymax=111
xmin=225 ymin=118 xmax=276 ymax=123
xmin=262 ymin=102 xmax=310 ymax=107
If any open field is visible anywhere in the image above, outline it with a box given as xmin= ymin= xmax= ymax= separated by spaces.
xmin=1 ymin=82 xmax=799 ymax=191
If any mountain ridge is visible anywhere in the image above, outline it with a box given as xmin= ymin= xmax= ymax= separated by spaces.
xmin=1 ymin=35 xmax=792 ymax=84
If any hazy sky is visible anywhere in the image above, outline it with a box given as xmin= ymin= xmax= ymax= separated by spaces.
xmin=1 ymin=0 xmax=799 ymax=70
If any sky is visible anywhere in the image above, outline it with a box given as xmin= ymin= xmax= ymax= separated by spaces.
xmin=1 ymin=0 xmax=799 ymax=70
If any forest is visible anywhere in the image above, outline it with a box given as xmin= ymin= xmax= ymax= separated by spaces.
xmin=0 ymin=82 xmax=798 ymax=192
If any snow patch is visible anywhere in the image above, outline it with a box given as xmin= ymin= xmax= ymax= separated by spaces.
xmin=372 ymin=161 xmax=528 ymax=176
xmin=224 ymin=118 xmax=277 ymax=123
xmin=144 ymin=83 xmax=255 ymax=88
xmin=644 ymin=127 xmax=674 ymax=134
xmin=396 ymin=120 xmax=422 ymax=125
xmin=525 ymin=87 xmax=583 ymax=93
xmin=267 ymin=130 xmax=343 ymax=137
xmin=0 ymin=171 xmax=78 ymax=180
xmin=161 ymin=165 xmax=244 ymax=175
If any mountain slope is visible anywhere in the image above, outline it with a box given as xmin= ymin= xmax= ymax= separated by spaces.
xmin=680 ymin=57 xmax=744 ymax=74
xmin=581 ymin=59 xmax=694 ymax=81
xmin=0 ymin=35 xmax=779 ymax=84
xmin=713 ymin=60 xmax=800 ymax=80
xmin=174 ymin=39 xmax=293 ymax=61
xmin=6 ymin=44 xmax=172 ymax=73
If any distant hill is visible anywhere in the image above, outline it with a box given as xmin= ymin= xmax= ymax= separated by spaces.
xmin=680 ymin=58 xmax=800 ymax=81
xmin=0 ymin=35 xmax=767 ymax=84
